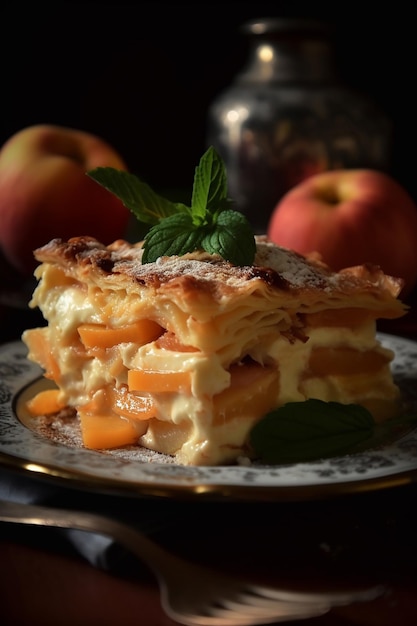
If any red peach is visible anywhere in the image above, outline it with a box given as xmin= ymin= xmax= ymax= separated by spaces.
xmin=0 ymin=124 xmax=131 ymax=275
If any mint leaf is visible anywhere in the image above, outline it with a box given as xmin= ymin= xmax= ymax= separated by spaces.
xmin=142 ymin=213 xmax=203 ymax=263
xmin=250 ymin=400 xmax=375 ymax=464
xmin=87 ymin=147 xmax=256 ymax=266
xmin=201 ymin=210 xmax=256 ymax=265
xmin=191 ymin=145 xmax=230 ymax=222
xmin=87 ymin=167 xmax=188 ymax=226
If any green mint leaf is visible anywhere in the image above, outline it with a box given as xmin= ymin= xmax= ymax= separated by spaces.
xmin=142 ymin=213 xmax=203 ymax=263
xmin=249 ymin=399 xmax=375 ymax=464
xmin=201 ymin=210 xmax=256 ymax=265
xmin=87 ymin=148 xmax=256 ymax=266
xmin=191 ymin=146 xmax=229 ymax=222
xmin=87 ymin=167 xmax=189 ymax=226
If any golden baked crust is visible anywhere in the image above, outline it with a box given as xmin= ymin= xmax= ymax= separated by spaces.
xmin=33 ymin=235 xmax=405 ymax=317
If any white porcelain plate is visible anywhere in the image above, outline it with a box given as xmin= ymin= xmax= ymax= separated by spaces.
xmin=1 ymin=334 xmax=417 ymax=502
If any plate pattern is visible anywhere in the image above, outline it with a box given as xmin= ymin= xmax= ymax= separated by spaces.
xmin=1 ymin=335 xmax=417 ymax=500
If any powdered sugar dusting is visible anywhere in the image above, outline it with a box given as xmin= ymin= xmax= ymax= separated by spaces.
xmin=114 ymin=237 xmax=335 ymax=291
xmin=254 ymin=240 xmax=332 ymax=289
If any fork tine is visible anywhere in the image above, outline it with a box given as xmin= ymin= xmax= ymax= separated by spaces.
xmin=220 ymin=595 xmax=330 ymax=616
xmin=213 ymin=597 xmax=330 ymax=618
xmin=250 ymin=582 xmax=386 ymax=605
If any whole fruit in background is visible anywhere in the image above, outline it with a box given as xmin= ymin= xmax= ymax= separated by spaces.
xmin=267 ymin=169 xmax=417 ymax=298
xmin=0 ymin=124 xmax=130 ymax=275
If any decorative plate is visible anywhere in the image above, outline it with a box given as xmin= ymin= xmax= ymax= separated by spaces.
xmin=1 ymin=334 xmax=417 ymax=502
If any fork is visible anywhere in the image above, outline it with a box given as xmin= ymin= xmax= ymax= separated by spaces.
xmin=0 ymin=499 xmax=385 ymax=626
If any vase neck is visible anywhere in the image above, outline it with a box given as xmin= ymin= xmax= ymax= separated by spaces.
xmin=238 ymin=18 xmax=338 ymax=84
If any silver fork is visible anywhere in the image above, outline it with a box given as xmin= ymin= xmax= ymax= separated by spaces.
xmin=0 ymin=499 xmax=385 ymax=626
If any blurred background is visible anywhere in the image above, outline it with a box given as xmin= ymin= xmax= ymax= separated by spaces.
xmin=2 ymin=2 xmax=415 ymax=206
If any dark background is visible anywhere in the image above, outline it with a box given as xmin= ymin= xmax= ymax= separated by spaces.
xmin=2 ymin=3 xmax=416 ymax=198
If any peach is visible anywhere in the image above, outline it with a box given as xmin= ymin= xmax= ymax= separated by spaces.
xmin=267 ymin=169 xmax=417 ymax=297
xmin=0 ymin=124 xmax=131 ymax=275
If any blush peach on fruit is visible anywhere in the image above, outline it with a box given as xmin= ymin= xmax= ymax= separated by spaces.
xmin=0 ymin=124 xmax=131 ymax=275
xmin=267 ymin=169 xmax=417 ymax=297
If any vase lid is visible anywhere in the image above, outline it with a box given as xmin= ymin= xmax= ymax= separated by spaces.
xmin=240 ymin=18 xmax=334 ymax=38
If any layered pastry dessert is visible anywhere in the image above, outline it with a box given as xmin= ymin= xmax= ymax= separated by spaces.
xmin=22 ymin=234 xmax=406 ymax=466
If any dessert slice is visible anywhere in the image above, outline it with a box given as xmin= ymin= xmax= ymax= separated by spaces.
xmin=22 ymin=234 xmax=406 ymax=466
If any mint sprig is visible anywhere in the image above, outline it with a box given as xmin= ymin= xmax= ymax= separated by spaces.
xmin=249 ymin=399 xmax=417 ymax=464
xmin=87 ymin=146 xmax=256 ymax=266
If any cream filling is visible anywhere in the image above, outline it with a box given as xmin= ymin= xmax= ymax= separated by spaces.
xmin=27 ymin=281 xmax=397 ymax=466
